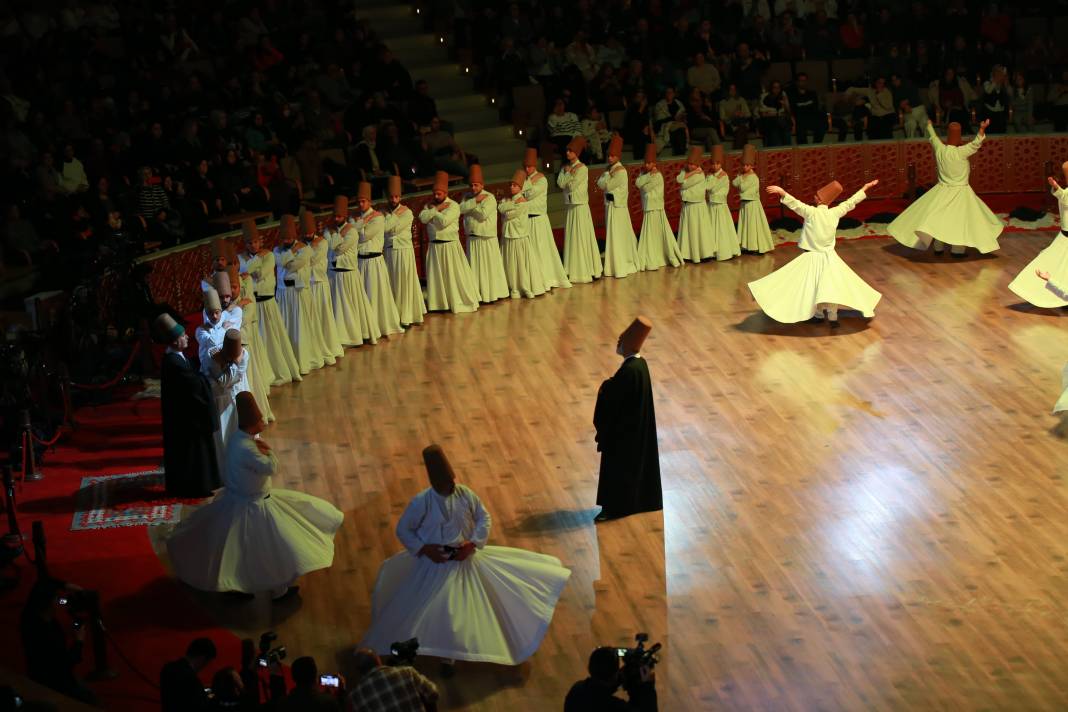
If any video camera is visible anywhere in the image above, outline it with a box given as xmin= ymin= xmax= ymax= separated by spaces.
xmin=389 ymin=638 xmax=419 ymax=666
xmin=616 ymin=633 xmax=661 ymax=684
xmin=257 ymin=632 xmax=286 ymax=667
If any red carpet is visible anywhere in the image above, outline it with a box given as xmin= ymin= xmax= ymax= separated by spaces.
xmin=0 ymin=387 xmax=241 ymax=710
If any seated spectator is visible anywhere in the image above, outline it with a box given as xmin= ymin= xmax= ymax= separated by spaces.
xmin=244 ymin=112 xmax=277 ymax=154
xmin=375 ymin=123 xmax=420 ymax=179
xmin=4 ymin=204 xmax=55 ymax=265
xmin=838 ymin=13 xmax=865 ymax=58
xmin=565 ymin=32 xmax=600 ymax=82
xmin=731 ymin=43 xmax=768 ymax=103
xmin=623 ymin=90 xmax=653 ymax=160
xmin=787 ymin=73 xmax=825 ymax=145
xmin=1010 ymin=72 xmax=1034 ymax=134
xmin=251 ymin=35 xmax=285 ymax=73
xmin=597 ymin=35 xmax=628 ymax=70
xmin=409 ymin=79 xmax=440 ymax=130
xmin=315 ymin=64 xmax=356 ymax=111
xmin=846 ymin=78 xmax=895 ymax=140
xmin=686 ymin=88 xmax=721 ymax=148
xmin=419 ymin=116 xmax=471 ymax=179
xmin=160 ymin=638 xmax=216 ymax=712
xmin=19 ymin=578 xmax=96 ymax=705
xmin=354 ymin=126 xmax=386 ymax=180
xmin=34 ymin=151 xmax=62 ymax=203
xmin=930 ymin=67 xmax=974 ymax=129
xmin=159 ymin=13 xmax=200 ymax=63
xmin=591 ymin=65 xmax=625 ymax=113
xmin=302 ymin=90 xmax=336 ymax=145
xmin=652 ymin=86 xmax=688 ymax=155
xmin=772 ymin=12 xmax=804 ymax=61
xmin=216 ymin=149 xmax=268 ymax=212
xmin=719 ymin=83 xmax=752 ymax=149
xmin=187 ymin=159 xmax=224 ymax=217
xmin=581 ymin=107 xmax=613 ymax=162
xmin=546 ymin=98 xmax=583 ymax=158
xmin=686 ymin=53 xmax=721 ymax=97
xmin=135 ymin=167 xmax=170 ymax=223
xmin=275 ymin=656 xmax=342 ymax=711
xmin=347 ymin=648 xmax=438 ymax=712
xmin=1051 ymin=69 xmax=1068 ymax=133
xmin=890 ymin=75 xmax=930 ymax=138
xmin=372 ymin=46 xmax=413 ymax=101
xmin=57 ymin=144 xmax=89 ymax=195
xmin=757 ymin=81 xmax=791 ymax=147
xmin=256 ymin=149 xmax=299 ymax=216
xmin=981 ymin=65 xmax=1010 ymax=134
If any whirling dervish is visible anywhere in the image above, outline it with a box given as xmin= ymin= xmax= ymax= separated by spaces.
xmin=1008 ymin=162 xmax=1068 ymax=308
xmin=888 ymin=119 xmax=1002 ymax=256
xmin=748 ymin=180 xmax=882 ymax=326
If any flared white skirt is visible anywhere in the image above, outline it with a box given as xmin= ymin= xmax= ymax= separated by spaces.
xmin=466 ymin=236 xmax=510 ymax=303
xmin=502 ymin=236 xmax=548 ymax=298
xmin=677 ymin=202 xmax=716 ymax=262
xmin=385 ymin=247 xmax=427 ymax=326
xmin=359 ymin=256 xmax=404 ymax=335
xmin=887 ymin=183 xmax=1002 ymax=253
xmin=637 ymin=210 xmax=683 ymax=270
xmin=426 ymin=241 xmax=480 ymax=314
xmin=530 ymin=215 xmax=571 ymax=289
xmin=1008 ymin=233 xmax=1068 ymax=308
xmin=748 ymin=249 xmax=882 ymax=323
xmin=329 ymin=268 xmax=380 ymax=346
xmin=562 ymin=204 xmax=602 ymax=284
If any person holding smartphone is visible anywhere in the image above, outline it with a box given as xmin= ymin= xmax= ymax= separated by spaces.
xmin=275 ymin=656 xmax=343 ymax=711
xmin=19 ymin=578 xmax=97 ymax=705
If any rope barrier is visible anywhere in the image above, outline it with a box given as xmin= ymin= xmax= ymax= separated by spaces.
xmin=29 ymin=427 xmax=68 ymax=447
xmin=70 ymin=341 xmax=142 ymax=391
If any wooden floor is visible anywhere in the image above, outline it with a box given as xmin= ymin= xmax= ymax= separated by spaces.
xmin=153 ymin=233 xmax=1068 ymax=711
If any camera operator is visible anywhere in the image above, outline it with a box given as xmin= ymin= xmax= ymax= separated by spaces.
xmin=275 ymin=657 xmax=342 ymax=711
xmin=346 ymin=648 xmax=438 ymax=712
xmin=160 ymin=637 xmax=217 ymax=712
xmin=18 ymin=577 xmax=96 ymax=705
xmin=564 ymin=648 xmax=658 ymax=712
xmin=207 ymin=666 xmax=285 ymax=711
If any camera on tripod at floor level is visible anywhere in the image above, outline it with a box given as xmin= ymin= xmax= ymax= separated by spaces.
xmin=389 ymin=637 xmax=419 ymax=666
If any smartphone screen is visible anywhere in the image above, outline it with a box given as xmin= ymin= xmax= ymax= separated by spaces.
xmin=616 ymin=648 xmax=628 ymax=658
xmin=258 ymin=658 xmax=268 ymax=668
xmin=320 ymin=674 xmax=339 ymax=687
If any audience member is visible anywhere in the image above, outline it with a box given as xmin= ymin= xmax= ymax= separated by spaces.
xmin=160 ymin=637 xmax=217 ymax=712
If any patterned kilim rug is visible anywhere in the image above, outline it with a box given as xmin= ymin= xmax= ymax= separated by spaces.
xmin=71 ymin=469 xmax=183 ymax=531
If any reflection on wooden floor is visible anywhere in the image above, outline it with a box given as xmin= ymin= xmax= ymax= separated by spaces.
xmin=155 ymin=233 xmax=1068 ymax=710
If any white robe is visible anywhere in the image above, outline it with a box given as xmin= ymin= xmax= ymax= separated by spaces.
xmin=195 ymin=315 xmax=249 ymax=476
xmin=166 ymin=430 xmax=343 ymax=593
xmin=384 ymin=205 xmax=427 ymax=326
xmin=355 ymin=209 xmax=404 ymax=335
xmin=420 ymin=198 xmax=480 ymax=313
xmin=328 ymin=224 xmax=380 ymax=346
xmin=309 ymin=238 xmax=345 ymax=363
xmin=598 ymin=162 xmax=640 ymax=278
xmin=888 ymin=125 xmax=1002 ymax=253
xmin=557 ymin=161 xmax=602 ymax=283
xmin=676 ymin=170 xmax=717 ymax=262
xmin=237 ymin=273 xmax=273 ymax=423
xmin=734 ymin=172 xmax=775 ymax=253
xmin=499 ymin=196 xmax=547 ymax=298
xmin=523 ymin=174 xmax=571 ymax=289
xmin=460 ymin=191 xmax=510 ymax=303
xmin=706 ymin=170 xmax=741 ymax=261
xmin=1008 ymin=187 xmax=1068 ymax=307
xmin=1047 ymin=281 xmax=1068 ymax=415
xmin=241 ymin=250 xmax=301 ymax=385
xmin=748 ymin=189 xmax=882 ymax=322
xmin=361 ymin=485 xmax=570 ymax=665
xmin=635 ymin=171 xmax=683 ymax=270
xmin=275 ymin=245 xmax=323 ymax=373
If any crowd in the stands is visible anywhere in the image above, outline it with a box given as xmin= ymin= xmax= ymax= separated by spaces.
xmin=440 ymin=0 xmax=1068 ymax=159
xmin=0 ymin=0 xmax=465 ymax=291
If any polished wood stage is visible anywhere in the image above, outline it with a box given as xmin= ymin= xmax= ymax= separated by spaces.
xmin=155 ymin=233 xmax=1068 ymax=711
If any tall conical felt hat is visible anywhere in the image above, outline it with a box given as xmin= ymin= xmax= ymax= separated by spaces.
xmin=356 ymin=181 xmax=372 ymax=201
xmin=567 ymin=135 xmax=587 ymax=156
xmin=643 ymin=142 xmax=658 ymax=164
xmin=620 ymin=316 xmax=652 ymax=354
xmin=226 ymin=265 xmax=241 ymax=297
xmin=607 ymin=134 xmax=624 ymax=159
xmin=222 ymin=328 xmax=242 ymax=361
xmin=1061 ymin=160 xmax=1068 ymax=183
xmin=946 ymin=122 xmax=963 ymax=146
xmin=468 ymin=164 xmax=484 ymax=185
xmin=211 ymin=269 xmax=232 ymax=297
xmin=523 ymin=147 xmax=539 ymax=167
xmin=687 ymin=145 xmax=704 ymax=165
xmin=279 ymin=214 xmax=297 ymax=241
xmin=422 ymin=444 xmax=456 ymax=484
xmin=741 ymin=143 xmax=758 ymax=164
xmin=301 ymin=210 xmax=317 ymax=236
xmin=210 ymin=237 xmax=236 ymax=264
xmin=387 ymin=174 xmax=402 ymax=196
xmin=333 ymin=194 xmax=349 ymax=217
xmin=711 ymin=144 xmax=724 ymax=164
xmin=203 ymin=284 xmax=222 ymax=312
xmin=511 ymin=168 xmax=527 ymax=186
xmin=236 ymin=391 xmax=263 ymax=431
xmin=153 ymin=313 xmax=184 ymax=343
xmin=240 ymin=219 xmax=259 ymax=245
xmin=816 ymin=180 xmax=843 ymax=205
xmin=433 ymin=170 xmax=449 ymax=192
